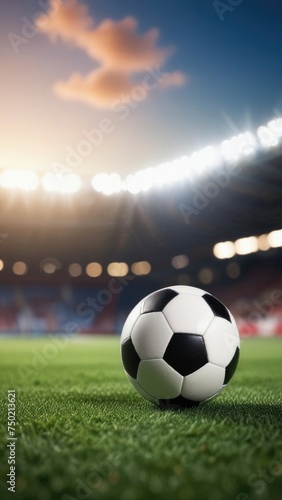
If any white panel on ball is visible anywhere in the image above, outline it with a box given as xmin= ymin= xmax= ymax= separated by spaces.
xmin=120 ymin=301 xmax=142 ymax=344
xmin=204 ymin=317 xmax=240 ymax=367
xmin=137 ymin=359 xmax=183 ymax=399
xmin=182 ymin=363 xmax=225 ymax=401
xmin=131 ymin=312 xmax=174 ymax=359
xmin=163 ymin=294 xmax=214 ymax=335
xmin=127 ymin=375 xmax=159 ymax=405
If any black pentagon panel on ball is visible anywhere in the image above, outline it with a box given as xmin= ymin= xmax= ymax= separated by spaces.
xmin=203 ymin=293 xmax=231 ymax=323
xmin=121 ymin=337 xmax=141 ymax=379
xmin=224 ymin=347 xmax=240 ymax=384
xmin=159 ymin=396 xmax=200 ymax=410
xmin=163 ymin=333 xmax=208 ymax=376
xmin=141 ymin=288 xmax=178 ymax=314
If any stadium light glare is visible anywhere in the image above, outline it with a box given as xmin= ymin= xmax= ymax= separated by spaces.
xmin=126 ymin=168 xmax=155 ymax=193
xmin=220 ymin=132 xmax=256 ymax=164
xmin=131 ymin=261 xmax=151 ymax=276
xmin=42 ymin=173 xmax=81 ymax=193
xmin=125 ymin=174 xmax=141 ymax=194
xmin=92 ymin=173 xmax=122 ymax=195
xmin=107 ymin=262 xmax=128 ymax=277
xmin=257 ymin=125 xmax=279 ymax=149
xmin=0 ymin=169 xmax=39 ymax=191
xmin=154 ymin=163 xmax=174 ymax=188
xmin=41 ymin=258 xmax=61 ymax=275
xmin=140 ymin=168 xmax=155 ymax=191
xmin=2 ymin=117 xmax=282 ymax=198
xmin=68 ymin=263 xmax=82 ymax=277
xmin=86 ymin=262 xmax=102 ymax=278
xmin=12 ymin=261 xmax=28 ymax=276
xmin=43 ymin=262 xmax=56 ymax=274
xmin=268 ymin=229 xmax=282 ymax=248
xmin=190 ymin=146 xmax=220 ymax=175
xmin=234 ymin=236 xmax=259 ymax=255
xmin=214 ymin=229 xmax=282 ymax=260
xmin=269 ymin=118 xmax=282 ymax=136
xmin=0 ymin=260 xmax=4 ymax=271
xmin=257 ymin=234 xmax=271 ymax=251
xmin=213 ymin=241 xmax=236 ymax=259
xmin=171 ymin=254 xmax=189 ymax=269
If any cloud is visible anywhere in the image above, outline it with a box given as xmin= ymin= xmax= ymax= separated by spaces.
xmin=79 ymin=17 xmax=170 ymax=71
xmin=54 ymin=68 xmax=135 ymax=108
xmin=36 ymin=0 xmax=93 ymax=42
xmin=36 ymin=0 xmax=186 ymax=108
xmin=159 ymin=71 xmax=188 ymax=88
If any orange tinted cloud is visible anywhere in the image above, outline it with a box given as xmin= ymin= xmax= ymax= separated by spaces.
xmin=36 ymin=0 xmax=93 ymax=42
xmin=54 ymin=68 xmax=135 ymax=108
xmin=36 ymin=0 xmax=186 ymax=108
xmin=160 ymin=71 xmax=188 ymax=88
xmin=79 ymin=17 xmax=170 ymax=71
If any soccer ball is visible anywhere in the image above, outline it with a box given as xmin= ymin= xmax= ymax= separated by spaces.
xmin=120 ymin=285 xmax=240 ymax=409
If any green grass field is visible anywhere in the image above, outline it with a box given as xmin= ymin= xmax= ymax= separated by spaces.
xmin=0 ymin=337 xmax=281 ymax=500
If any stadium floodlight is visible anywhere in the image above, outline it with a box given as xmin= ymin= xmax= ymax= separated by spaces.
xmin=124 ymin=168 xmax=155 ymax=194
xmin=214 ymin=229 xmax=282 ymax=259
xmin=268 ymin=229 xmax=282 ymax=248
xmin=107 ymin=262 xmax=128 ymax=277
xmin=257 ymin=118 xmax=282 ymax=150
xmin=131 ymin=261 xmax=151 ymax=276
xmin=125 ymin=174 xmax=141 ymax=194
xmin=68 ymin=263 xmax=82 ymax=278
xmin=257 ymin=125 xmax=279 ymax=149
xmin=2 ymin=117 xmax=282 ymax=198
xmin=220 ymin=132 xmax=256 ymax=164
xmin=213 ymin=241 xmax=236 ymax=259
xmin=190 ymin=146 xmax=221 ymax=175
xmin=268 ymin=118 xmax=282 ymax=137
xmin=152 ymin=162 xmax=174 ymax=188
xmin=234 ymin=236 xmax=259 ymax=255
xmin=0 ymin=169 xmax=39 ymax=191
xmin=86 ymin=262 xmax=103 ymax=278
xmin=41 ymin=258 xmax=62 ymax=274
xmin=42 ymin=172 xmax=81 ymax=193
xmin=257 ymin=234 xmax=271 ymax=251
xmin=171 ymin=255 xmax=189 ymax=270
xmin=91 ymin=173 xmax=122 ymax=195
xmin=136 ymin=168 xmax=155 ymax=192
xmin=99 ymin=118 xmax=281 ymax=197
xmin=12 ymin=261 xmax=28 ymax=276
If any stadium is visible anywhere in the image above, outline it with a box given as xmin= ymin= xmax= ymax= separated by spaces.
xmin=0 ymin=1 xmax=282 ymax=500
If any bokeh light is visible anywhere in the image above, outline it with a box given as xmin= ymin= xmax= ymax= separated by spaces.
xmin=86 ymin=262 xmax=103 ymax=278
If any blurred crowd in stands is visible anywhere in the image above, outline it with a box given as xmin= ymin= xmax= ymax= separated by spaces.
xmin=0 ymin=279 xmax=281 ymax=336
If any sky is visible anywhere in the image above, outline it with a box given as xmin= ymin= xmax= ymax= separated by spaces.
xmin=1 ymin=0 xmax=282 ymax=177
